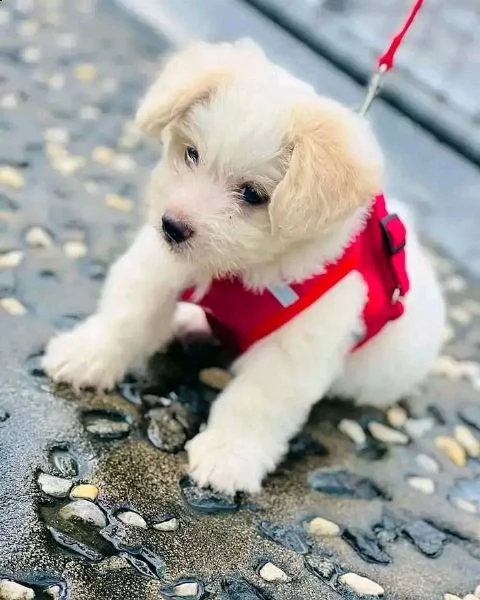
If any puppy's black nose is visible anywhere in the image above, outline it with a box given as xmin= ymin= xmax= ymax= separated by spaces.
xmin=161 ymin=213 xmax=193 ymax=244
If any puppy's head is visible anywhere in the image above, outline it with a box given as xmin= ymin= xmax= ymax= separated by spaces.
xmin=137 ymin=40 xmax=383 ymax=276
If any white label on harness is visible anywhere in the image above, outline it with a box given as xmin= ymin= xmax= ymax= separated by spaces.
xmin=267 ymin=285 xmax=299 ymax=308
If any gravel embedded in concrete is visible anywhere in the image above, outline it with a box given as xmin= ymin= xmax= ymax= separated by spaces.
xmin=37 ymin=473 xmax=72 ymax=498
xmin=59 ymin=499 xmax=107 ymax=528
xmin=307 ymin=516 xmax=341 ymax=537
xmin=258 ymin=562 xmax=290 ymax=583
xmin=338 ymin=418 xmax=366 ymax=445
xmin=435 ymin=436 xmax=467 ymax=466
xmin=0 ymin=580 xmax=35 ymax=600
xmin=339 ymin=572 xmax=384 ymax=596
xmin=116 ymin=510 xmax=147 ymax=528
xmin=368 ymin=421 xmax=409 ymax=445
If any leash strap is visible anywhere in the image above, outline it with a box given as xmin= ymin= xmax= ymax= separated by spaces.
xmin=359 ymin=0 xmax=424 ymax=116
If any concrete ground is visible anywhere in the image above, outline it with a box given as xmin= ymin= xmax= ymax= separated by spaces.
xmin=1 ymin=1 xmax=480 ymax=599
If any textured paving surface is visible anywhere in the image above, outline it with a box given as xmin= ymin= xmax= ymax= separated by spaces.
xmin=2 ymin=1 xmax=480 ymax=599
xmin=245 ymin=0 xmax=480 ymax=162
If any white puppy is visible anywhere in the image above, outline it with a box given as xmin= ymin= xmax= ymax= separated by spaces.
xmin=43 ymin=40 xmax=445 ymax=495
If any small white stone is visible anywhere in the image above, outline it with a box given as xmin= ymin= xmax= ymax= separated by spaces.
xmin=63 ymin=240 xmax=87 ymax=259
xmin=57 ymin=33 xmax=77 ymax=49
xmin=173 ymin=582 xmax=198 ymax=597
xmin=48 ymin=73 xmax=65 ymax=91
xmin=464 ymin=594 xmax=477 ymax=600
xmin=0 ymin=250 xmax=23 ymax=268
xmin=449 ymin=306 xmax=472 ymax=326
xmin=338 ymin=419 xmax=366 ymax=445
xmin=153 ymin=517 xmax=178 ymax=532
xmin=21 ymin=46 xmax=41 ymax=64
xmin=416 ymin=453 xmax=440 ymax=473
xmin=0 ymin=10 xmax=12 ymax=26
xmin=18 ymin=20 xmax=38 ymax=36
xmin=259 ymin=562 xmax=290 ymax=583
xmin=386 ymin=405 xmax=408 ymax=428
xmin=38 ymin=473 xmax=72 ymax=498
xmin=113 ymin=154 xmax=136 ymax=173
xmin=444 ymin=275 xmax=467 ymax=293
xmin=116 ymin=510 xmax=147 ymax=528
xmin=454 ymin=425 xmax=480 ymax=458
xmin=25 ymin=226 xmax=53 ymax=248
xmin=339 ymin=573 xmax=384 ymax=597
xmin=59 ymin=499 xmax=107 ymax=528
xmin=404 ymin=417 xmax=435 ymax=438
xmin=0 ymin=166 xmax=24 ymax=189
xmin=1 ymin=93 xmax=18 ymax=109
xmin=0 ymin=580 xmax=35 ymax=600
xmin=452 ymin=497 xmax=477 ymax=514
xmin=45 ymin=585 xmax=61 ymax=599
xmin=407 ymin=476 xmax=435 ymax=494
xmin=84 ymin=181 xmax=99 ymax=194
xmin=0 ymin=298 xmax=27 ymax=316
xmin=44 ymin=128 xmax=69 ymax=145
xmin=80 ymin=106 xmax=100 ymax=120
xmin=198 ymin=367 xmax=232 ymax=391
xmin=443 ymin=595 xmax=461 ymax=600
xmin=52 ymin=154 xmax=85 ymax=176
xmin=368 ymin=421 xmax=409 ymax=445
xmin=307 ymin=517 xmax=340 ymax=537
xmin=105 ymin=194 xmax=133 ymax=213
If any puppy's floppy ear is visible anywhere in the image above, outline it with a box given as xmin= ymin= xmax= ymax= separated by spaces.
xmin=269 ymin=98 xmax=384 ymax=238
xmin=136 ymin=39 xmax=268 ymax=136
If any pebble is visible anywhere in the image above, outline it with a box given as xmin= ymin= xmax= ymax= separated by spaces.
xmin=198 ymin=367 xmax=232 ymax=391
xmin=172 ymin=582 xmax=199 ymax=597
xmin=45 ymin=585 xmax=62 ymax=599
xmin=307 ymin=516 xmax=340 ymax=537
xmin=74 ymin=63 xmax=97 ymax=82
xmin=0 ymin=250 xmax=23 ymax=268
xmin=80 ymin=106 xmax=100 ymax=120
xmin=416 ymin=453 xmax=440 ymax=473
xmin=21 ymin=46 xmax=41 ymax=63
xmin=368 ymin=421 xmax=409 ymax=445
xmin=444 ymin=274 xmax=467 ymax=293
xmin=113 ymin=154 xmax=136 ymax=173
xmin=386 ymin=405 xmax=408 ymax=428
xmin=82 ymin=410 xmax=131 ymax=440
xmin=0 ymin=298 xmax=27 ymax=316
xmin=180 ymin=476 xmax=240 ymax=515
xmin=475 ymin=585 xmax=480 ymax=598
xmin=153 ymin=517 xmax=178 ymax=532
xmin=48 ymin=73 xmax=65 ymax=91
xmin=452 ymin=497 xmax=477 ymax=514
xmin=0 ymin=167 xmax=24 ymax=189
xmin=338 ymin=418 xmax=366 ymax=445
xmin=0 ymin=580 xmax=35 ymax=600
xmin=84 ymin=181 xmax=99 ymax=195
xmin=92 ymin=146 xmax=115 ymax=165
xmin=257 ymin=520 xmax=309 ymax=554
xmin=449 ymin=306 xmax=472 ymax=325
xmin=70 ymin=484 xmax=98 ymax=501
xmin=25 ymin=226 xmax=53 ymax=248
xmin=407 ymin=476 xmax=435 ymax=494
xmin=95 ymin=556 xmax=130 ymax=572
xmin=454 ymin=425 xmax=480 ymax=458
xmin=404 ymin=417 xmax=435 ymax=438
xmin=63 ymin=240 xmax=87 ymax=259
xmin=435 ymin=436 xmax=467 ymax=466
xmin=38 ymin=473 xmax=72 ymax=498
xmin=305 ymin=555 xmax=335 ymax=580
xmin=343 ymin=527 xmax=391 ymax=565
xmin=464 ymin=595 xmax=477 ymax=600
xmin=57 ymin=33 xmax=77 ymax=49
xmin=338 ymin=573 xmax=384 ymax=597
xmin=1 ymin=93 xmax=18 ymax=109
xmin=52 ymin=154 xmax=85 ymax=176
xmin=116 ymin=510 xmax=147 ymax=528
xmin=59 ymin=499 xmax=106 ymax=528
xmin=444 ymin=595 xmax=461 ymax=600
xmin=402 ymin=519 xmax=447 ymax=558
xmin=44 ymin=128 xmax=69 ymax=145
xmin=258 ymin=562 xmax=290 ymax=583
xmin=105 ymin=194 xmax=133 ymax=213
xmin=18 ymin=19 xmax=38 ymax=36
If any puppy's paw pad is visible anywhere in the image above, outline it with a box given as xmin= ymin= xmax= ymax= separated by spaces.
xmin=186 ymin=429 xmax=278 ymax=495
xmin=42 ymin=318 xmax=127 ymax=390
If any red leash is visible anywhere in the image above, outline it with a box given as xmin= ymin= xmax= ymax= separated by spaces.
xmin=360 ymin=0 xmax=424 ymax=116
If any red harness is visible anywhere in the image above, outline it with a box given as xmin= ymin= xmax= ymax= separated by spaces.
xmin=182 ymin=194 xmax=409 ymax=355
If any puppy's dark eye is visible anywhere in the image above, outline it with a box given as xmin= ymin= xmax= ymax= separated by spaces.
xmin=240 ymin=184 xmax=268 ymax=206
xmin=184 ymin=145 xmax=199 ymax=167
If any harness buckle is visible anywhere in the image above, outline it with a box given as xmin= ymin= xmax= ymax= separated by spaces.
xmin=380 ymin=213 xmax=406 ymax=255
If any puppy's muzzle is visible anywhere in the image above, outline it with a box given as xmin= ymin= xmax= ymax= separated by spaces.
xmin=161 ymin=213 xmax=194 ymax=245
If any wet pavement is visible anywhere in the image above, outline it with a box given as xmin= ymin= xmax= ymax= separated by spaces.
xmin=1 ymin=1 xmax=480 ymax=599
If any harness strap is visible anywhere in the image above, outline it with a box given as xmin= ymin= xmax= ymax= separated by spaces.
xmin=242 ymin=252 xmax=358 ymax=351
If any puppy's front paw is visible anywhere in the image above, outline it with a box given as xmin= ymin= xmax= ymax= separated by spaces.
xmin=42 ymin=317 xmax=129 ymax=390
xmin=186 ymin=427 xmax=283 ymax=495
